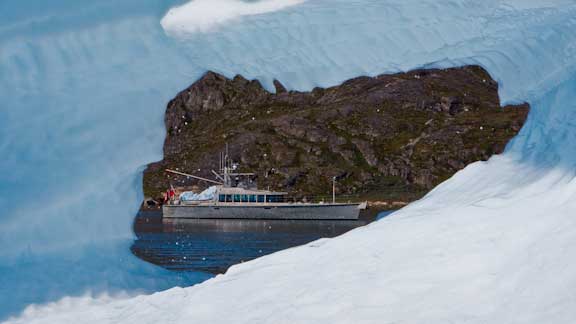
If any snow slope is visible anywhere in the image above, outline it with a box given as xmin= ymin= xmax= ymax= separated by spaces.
xmin=161 ymin=0 xmax=307 ymax=34
xmin=2 ymin=0 xmax=576 ymax=322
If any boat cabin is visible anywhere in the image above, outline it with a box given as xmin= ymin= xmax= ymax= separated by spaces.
xmin=216 ymin=187 xmax=288 ymax=204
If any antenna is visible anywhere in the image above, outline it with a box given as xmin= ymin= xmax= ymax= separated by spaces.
xmin=223 ymin=143 xmax=231 ymax=187
xmin=332 ymin=176 xmax=336 ymax=204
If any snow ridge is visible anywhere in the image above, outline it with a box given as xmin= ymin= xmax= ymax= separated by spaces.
xmin=161 ymin=0 xmax=306 ymax=35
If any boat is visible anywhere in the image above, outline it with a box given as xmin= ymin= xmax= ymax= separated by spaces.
xmin=162 ymin=152 xmax=366 ymax=220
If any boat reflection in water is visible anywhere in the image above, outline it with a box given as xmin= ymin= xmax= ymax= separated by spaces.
xmin=132 ymin=210 xmax=394 ymax=274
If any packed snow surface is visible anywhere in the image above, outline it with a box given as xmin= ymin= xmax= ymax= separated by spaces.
xmin=2 ymin=0 xmax=576 ymax=323
xmin=161 ymin=0 xmax=306 ymax=35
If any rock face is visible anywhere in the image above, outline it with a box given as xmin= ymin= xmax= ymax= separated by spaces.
xmin=143 ymin=66 xmax=529 ymax=203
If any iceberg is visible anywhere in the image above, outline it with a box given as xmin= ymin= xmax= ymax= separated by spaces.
xmin=2 ymin=0 xmax=576 ymax=322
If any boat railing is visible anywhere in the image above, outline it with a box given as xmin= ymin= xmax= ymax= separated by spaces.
xmin=284 ymin=194 xmax=363 ymax=204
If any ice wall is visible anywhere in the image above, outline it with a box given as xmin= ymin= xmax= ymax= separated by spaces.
xmin=2 ymin=0 xmax=576 ymax=322
xmin=0 ymin=0 xmax=211 ymax=318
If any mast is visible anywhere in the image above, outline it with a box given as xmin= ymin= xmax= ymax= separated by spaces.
xmin=224 ymin=143 xmax=230 ymax=187
xmin=332 ymin=176 xmax=336 ymax=204
xmin=166 ymin=145 xmax=256 ymax=190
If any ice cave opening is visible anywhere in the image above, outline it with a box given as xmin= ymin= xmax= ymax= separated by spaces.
xmin=1 ymin=0 xmax=576 ymax=323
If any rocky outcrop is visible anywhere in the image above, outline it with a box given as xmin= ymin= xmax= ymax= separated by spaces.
xmin=143 ymin=66 xmax=529 ymax=203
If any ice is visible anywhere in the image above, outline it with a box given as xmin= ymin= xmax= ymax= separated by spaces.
xmin=179 ymin=186 xmax=217 ymax=201
xmin=161 ymin=0 xmax=307 ymax=35
xmin=2 ymin=0 xmax=576 ymax=322
xmin=0 ymin=1 xmax=210 ymax=318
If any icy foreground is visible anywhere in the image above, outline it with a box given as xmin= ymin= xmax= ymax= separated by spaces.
xmin=2 ymin=0 xmax=576 ymax=322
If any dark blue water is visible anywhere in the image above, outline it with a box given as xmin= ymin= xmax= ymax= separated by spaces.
xmin=131 ymin=210 xmax=394 ymax=274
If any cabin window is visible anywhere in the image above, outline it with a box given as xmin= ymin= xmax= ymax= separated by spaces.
xmin=267 ymin=195 xmax=283 ymax=203
xmin=249 ymin=195 xmax=256 ymax=203
xmin=218 ymin=194 xmax=225 ymax=202
xmin=257 ymin=195 xmax=265 ymax=203
xmin=226 ymin=195 xmax=232 ymax=202
xmin=233 ymin=195 xmax=241 ymax=202
xmin=241 ymin=195 xmax=249 ymax=202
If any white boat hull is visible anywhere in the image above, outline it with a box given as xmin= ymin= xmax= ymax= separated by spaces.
xmin=163 ymin=203 xmax=362 ymax=220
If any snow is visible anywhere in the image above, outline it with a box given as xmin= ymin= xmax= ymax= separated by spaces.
xmin=2 ymin=0 xmax=576 ymax=323
xmin=179 ymin=186 xmax=217 ymax=201
xmin=161 ymin=0 xmax=307 ymax=35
